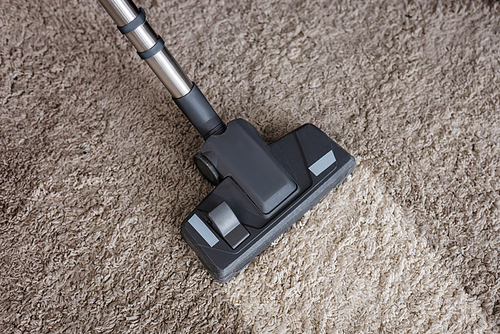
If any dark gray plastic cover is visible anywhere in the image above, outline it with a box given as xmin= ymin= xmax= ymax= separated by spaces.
xmin=201 ymin=119 xmax=297 ymax=214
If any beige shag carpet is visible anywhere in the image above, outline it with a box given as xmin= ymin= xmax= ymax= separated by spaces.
xmin=2 ymin=0 xmax=500 ymax=332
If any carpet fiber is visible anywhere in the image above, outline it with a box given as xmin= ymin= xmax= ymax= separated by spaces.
xmin=2 ymin=0 xmax=500 ymax=332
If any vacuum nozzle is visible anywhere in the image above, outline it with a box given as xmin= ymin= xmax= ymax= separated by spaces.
xmin=182 ymin=119 xmax=356 ymax=282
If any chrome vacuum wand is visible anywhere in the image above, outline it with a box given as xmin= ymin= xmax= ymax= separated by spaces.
xmin=98 ymin=0 xmax=226 ymax=139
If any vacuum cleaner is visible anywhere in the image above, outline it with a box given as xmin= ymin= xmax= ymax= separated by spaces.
xmin=97 ymin=0 xmax=356 ymax=283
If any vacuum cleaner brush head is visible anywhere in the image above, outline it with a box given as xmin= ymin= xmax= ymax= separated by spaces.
xmin=181 ymin=119 xmax=355 ymax=283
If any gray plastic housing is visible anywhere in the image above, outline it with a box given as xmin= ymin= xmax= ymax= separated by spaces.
xmin=181 ymin=120 xmax=356 ymax=283
xmin=201 ymin=119 xmax=297 ymax=215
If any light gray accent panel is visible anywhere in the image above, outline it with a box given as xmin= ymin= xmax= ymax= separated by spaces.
xmin=308 ymin=150 xmax=336 ymax=176
xmin=188 ymin=214 xmax=219 ymax=247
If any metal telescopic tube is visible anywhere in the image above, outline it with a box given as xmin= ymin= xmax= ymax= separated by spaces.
xmin=98 ymin=0 xmax=192 ymax=98
xmin=98 ymin=0 xmax=226 ymax=139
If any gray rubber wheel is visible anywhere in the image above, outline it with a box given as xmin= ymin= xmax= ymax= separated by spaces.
xmin=193 ymin=152 xmax=222 ymax=186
